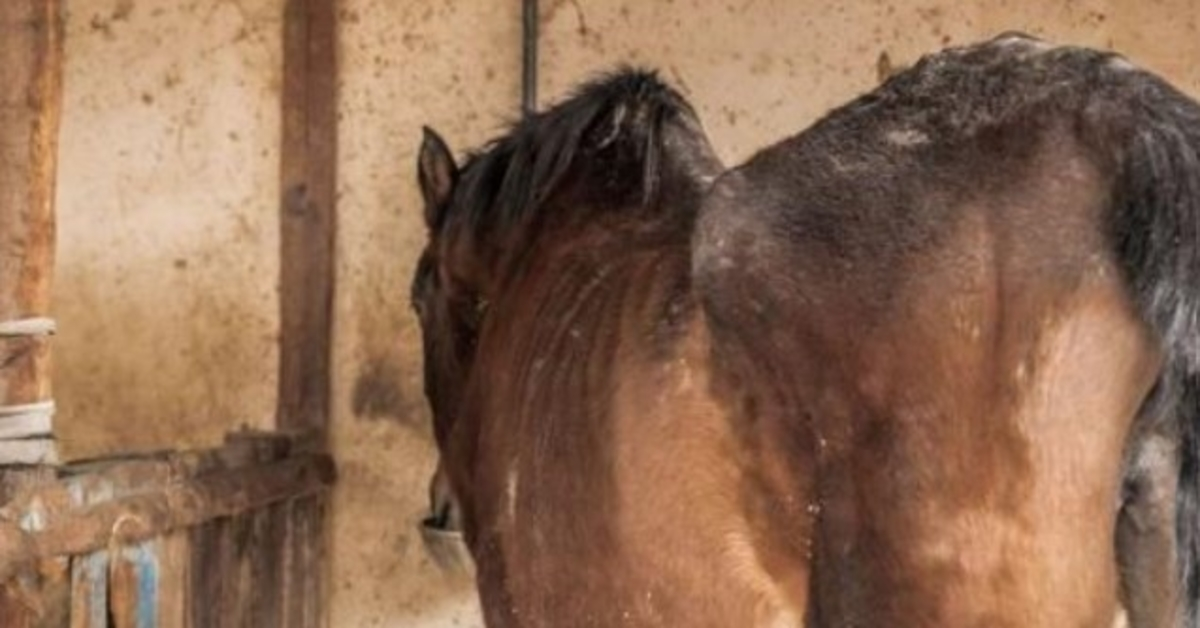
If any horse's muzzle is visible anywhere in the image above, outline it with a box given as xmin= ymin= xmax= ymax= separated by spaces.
xmin=419 ymin=464 xmax=472 ymax=573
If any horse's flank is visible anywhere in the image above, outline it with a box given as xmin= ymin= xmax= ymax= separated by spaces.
xmin=695 ymin=34 xmax=1199 ymax=626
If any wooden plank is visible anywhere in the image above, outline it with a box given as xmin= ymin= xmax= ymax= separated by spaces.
xmin=243 ymin=503 xmax=285 ymax=627
xmin=0 ymin=466 xmax=68 ymax=628
xmin=187 ymin=518 xmax=231 ymax=628
xmin=110 ymin=543 xmax=158 ymax=628
xmin=0 ymin=0 xmax=63 ymax=443
xmin=277 ymin=0 xmax=337 ymax=439
xmin=280 ymin=496 xmax=326 ymax=628
xmin=222 ymin=512 xmax=253 ymax=628
xmin=0 ymin=454 xmax=335 ymax=582
xmin=153 ymin=533 xmax=187 ymax=628
xmin=68 ymin=552 xmax=106 ymax=628
xmin=0 ymin=557 xmax=70 ymax=628
xmin=277 ymin=3 xmax=336 ymax=621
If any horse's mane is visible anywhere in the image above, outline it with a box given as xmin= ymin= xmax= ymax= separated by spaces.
xmin=447 ymin=68 xmax=697 ymax=235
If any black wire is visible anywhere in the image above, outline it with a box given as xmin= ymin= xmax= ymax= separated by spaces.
xmin=521 ymin=0 xmax=538 ymax=118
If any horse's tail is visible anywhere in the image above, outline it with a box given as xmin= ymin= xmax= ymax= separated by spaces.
xmin=1108 ymin=67 xmax=1200 ymax=627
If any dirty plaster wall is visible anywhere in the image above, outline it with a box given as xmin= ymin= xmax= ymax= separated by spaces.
xmin=330 ymin=2 xmax=517 ymax=626
xmin=533 ymin=0 xmax=1200 ymax=164
xmin=55 ymin=0 xmax=281 ymax=460
xmin=335 ymin=1 xmax=1200 ymax=627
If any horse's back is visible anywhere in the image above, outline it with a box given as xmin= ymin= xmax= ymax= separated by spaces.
xmin=696 ymin=34 xmax=1178 ymax=626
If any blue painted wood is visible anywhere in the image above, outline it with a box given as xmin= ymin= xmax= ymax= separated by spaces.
xmin=126 ymin=544 xmax=159 ymax=628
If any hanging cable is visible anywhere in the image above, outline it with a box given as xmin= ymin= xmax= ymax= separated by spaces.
xmin=522 ymin=0 xmax=538 ymax=118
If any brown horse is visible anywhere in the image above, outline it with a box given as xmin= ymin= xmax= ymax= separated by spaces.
xmin=413 ymin=72 xmax=797 ymax=626
xmin=413 ymin=34 xmax=1200 ymax=627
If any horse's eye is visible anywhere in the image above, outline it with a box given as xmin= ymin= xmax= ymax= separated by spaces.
xmin=458 ymin=297 xmax=489 ymax=331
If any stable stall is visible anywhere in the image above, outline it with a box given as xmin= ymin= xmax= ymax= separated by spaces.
xmin=0 ymin=2 xmax=336 ymax=625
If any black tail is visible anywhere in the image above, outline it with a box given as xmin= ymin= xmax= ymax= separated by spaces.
xmin=1108 ymin=67 xmax=1200 ymax=627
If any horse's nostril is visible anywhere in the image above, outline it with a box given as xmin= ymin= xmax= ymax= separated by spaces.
xmin=420 ymin=512 xmax=443 ymax=531
xmin=420 ymin=500 xmax=454 ymax=531
xmin=425 ymin=464 xmax=462 ymax=532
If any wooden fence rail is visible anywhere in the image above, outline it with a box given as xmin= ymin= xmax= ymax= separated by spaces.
xmin=0 ymin=433 xmax=334 ymax=627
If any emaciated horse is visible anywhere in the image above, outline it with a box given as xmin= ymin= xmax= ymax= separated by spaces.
xmin=413 ymin=34 xmax=1200 ymax=627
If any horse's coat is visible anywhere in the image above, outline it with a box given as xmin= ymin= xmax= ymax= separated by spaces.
xmin=414 ymin=34 xmax=1200 ymax=628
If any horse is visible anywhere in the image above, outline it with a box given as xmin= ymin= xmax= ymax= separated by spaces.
xmin=412 ymin=34 xmax=1200 ymax=627
xmin=412 ymin=71 xmax=793 ymax=626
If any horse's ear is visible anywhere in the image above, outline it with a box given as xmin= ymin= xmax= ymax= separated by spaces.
xmin=418 ymin=126 xmax=457 ymax=228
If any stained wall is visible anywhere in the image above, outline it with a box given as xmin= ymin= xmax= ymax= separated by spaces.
xmin=47 ymin=1 xmax=1200 ymax=627
xmin=55 ymin=0 xmax=281 ymax=459
xmin=330 ymin=2 xmax=516 ymax=625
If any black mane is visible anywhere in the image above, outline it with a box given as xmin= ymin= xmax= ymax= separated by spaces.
xmin=444 ymin=68 xmax=698 ymax=236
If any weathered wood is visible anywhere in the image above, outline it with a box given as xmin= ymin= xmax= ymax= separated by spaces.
xmin=276 ymin=5 xmax=336 ymax=620
xmin=280 ymin=496 xmax=326 ymax=628
xmin=188 ymin=516 xmax=233 ymax=628
xmin=277 ymin=0 xmax=337 ymax=438
xmin=0 ymin=0 xmax=63 ymax=430
xmin=153 ymin=532 xmax=188 ymax=628
xmin=0 ymin=558 xmax=70 ymax=628
xmin=67 ymin=552 xmax=106 ymax=628
xmin=109 ymin=542 xmax=159 ymax=628
xmin=244 ymin=503 xmax=286 ymax=627
xmin=0 ymin=466 xmax=67 ymax=627
xmin=0 ymin=454 xmax=335 ymax=582
xmin=225 ymin=513 xmax=252 ymax=627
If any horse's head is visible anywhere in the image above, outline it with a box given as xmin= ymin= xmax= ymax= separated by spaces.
xmin=412 ymin=127 xmax=488 ymax=453
xmin=411 ymin=70 xmax=724 ymax=548
xmin=411 ymin=127 xmax=490 ymax=542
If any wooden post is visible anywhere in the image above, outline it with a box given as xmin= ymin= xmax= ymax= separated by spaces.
xmin=0 ymin=0 xmax=63 ymax=465
xmin=277 ymin=5 xmax=335 ymax=625
xmin=278 ymin=0 xmax=337 ymax=442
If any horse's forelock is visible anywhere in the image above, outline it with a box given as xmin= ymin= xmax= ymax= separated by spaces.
xmin=444 ymin=68 xmax=699 ymax=242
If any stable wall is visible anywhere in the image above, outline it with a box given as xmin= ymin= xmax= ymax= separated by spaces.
xmin=45 ymin=1 xmax=1200 ymax=627
xmin=55 ymin=0 xmax=281 ymax=459
xmin=330 ymin=2 xmax=517 ymax=625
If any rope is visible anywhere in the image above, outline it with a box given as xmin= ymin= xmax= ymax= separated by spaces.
xmin=0 ymin=317 xmax=56 ymax=337
xmin=0 ymin=400 xmax=54 ymax=419
xmin=0 ymin=400 xmax=54 ymax=439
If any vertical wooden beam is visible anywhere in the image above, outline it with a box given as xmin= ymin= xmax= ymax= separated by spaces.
xmin=278 ymin=0 xmax=337 ymax=440
xmin=0 ymin=0 xmax=63 ymax=463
